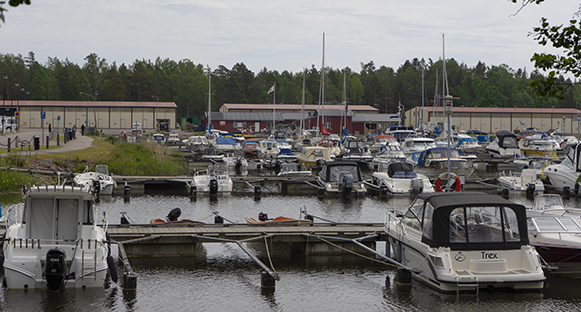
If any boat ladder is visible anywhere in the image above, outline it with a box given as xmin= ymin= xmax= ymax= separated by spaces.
xmin=455 ymin=275 xmax=479 ymax=295
xmin=80 ymin=248 xmax=99 ymax=281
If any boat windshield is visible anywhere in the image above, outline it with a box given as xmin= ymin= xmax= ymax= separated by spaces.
xmin=500 ymin=136 xmax=519 ymax=148
xmin=528 ymin=216 xmax=581 ymax=233
xmin=533 ymin=195 xmax=564 ymax=210
xmin=328 ymin=165 xmax=360 ymax=182
xmin=449 ymin=206 xmax=521 ymax=244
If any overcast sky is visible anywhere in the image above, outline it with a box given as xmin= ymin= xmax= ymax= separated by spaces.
xmin=1 ymin=1 xmax=577 ymax=74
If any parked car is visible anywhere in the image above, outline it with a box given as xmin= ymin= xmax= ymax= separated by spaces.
xmin=0 ymin=116 xmax=18 ymax=132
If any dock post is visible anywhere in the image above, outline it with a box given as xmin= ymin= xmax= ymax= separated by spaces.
xmin=563 ymin=186 xmax=571 ymax=197
xmin=261 ymin=272 xmax=276 ymax=289
xmin=124 ymin=183 xmax=131 ymax=203
xmin=254 ymin=185 xmax=261 ymax=200
xmin=190 ymin=185 xmax=197 ymax=201
xmin=500 ymin=188 xmax=509 ymax=199
xmin=395 ymin=268 xmax=411 ymax=286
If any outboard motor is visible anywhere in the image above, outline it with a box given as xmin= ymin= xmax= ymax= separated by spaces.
xmin=337 ymin=171 xmax=354 ymax=196
xmin=92 ymin=180 xmax=101 ymax=197
xmin=209 ymin=178 xmax=219 ymax=195
xmin=411 ymin=178 xmax=424 ymax=196
xmin=526 ymin=183 xmax=536 ymax=198
xmin=44 ymin=248 xmax=68 ymax=291
xmin=258 ymin=212 xmax=269 ymax=221
xmin=166 ymin=207 xmax=181 ymax=222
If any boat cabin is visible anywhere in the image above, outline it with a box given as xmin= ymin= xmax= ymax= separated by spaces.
xmin=318 ymin=161 xmax=362 ymax=183
xmin=23 ymin=186 xmax=95 ymax=241
xmin=401 ymin=192 xmax=529 ymax=250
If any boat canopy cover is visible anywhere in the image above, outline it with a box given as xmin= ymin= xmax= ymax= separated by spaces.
xmin=319 ymin=161 xmax=362 ymax=182
xmin=216 ymin=136 xmax=237 ymax=145
xmin=457 ymin=137 xmax=476 ymax=148
xmin=406 ymin=192 xmax=529 ymax=250
xmin=496 ymin=132 xmax=519 ymax=149
xmin=387 ymin=162 xmax=414 ymax=178
xmin=416 ymin=147 xmax=461 ymax=168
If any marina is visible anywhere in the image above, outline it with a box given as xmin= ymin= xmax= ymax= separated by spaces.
xmin=2 ymin=191 xmax=581 ymax=310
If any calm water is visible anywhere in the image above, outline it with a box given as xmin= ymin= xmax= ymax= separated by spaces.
xmin=2 ymin=191 xmax=581 ymax=311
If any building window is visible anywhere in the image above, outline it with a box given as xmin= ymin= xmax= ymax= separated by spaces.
xmin=325 ymin=122 xmax=331 ymax=129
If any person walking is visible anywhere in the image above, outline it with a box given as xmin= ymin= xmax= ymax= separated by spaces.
xmin=81 ymin=124 xmax=85 ymax=135
xmin=48 ymin=123 xmax=52 ymax=133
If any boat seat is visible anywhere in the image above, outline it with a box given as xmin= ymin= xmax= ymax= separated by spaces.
xmin=405 ymin=172 xmax=417 ymax=179
xmin=393 ymin=171 xmax=406 ymax=179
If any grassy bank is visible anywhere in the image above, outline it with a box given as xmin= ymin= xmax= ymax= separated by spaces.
xmin=67 ymin=136 xmax=188 ymax=175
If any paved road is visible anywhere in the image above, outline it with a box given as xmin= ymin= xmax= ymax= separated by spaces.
xmin=0 ymin=128 xmax=94 ymax=155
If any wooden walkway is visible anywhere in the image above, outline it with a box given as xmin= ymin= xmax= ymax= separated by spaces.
xmin=107 ymin=223 xmax=386 ymax=243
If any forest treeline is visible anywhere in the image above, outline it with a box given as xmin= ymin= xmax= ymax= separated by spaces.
xmin=0 ymin=52 xmax=579 ymax=120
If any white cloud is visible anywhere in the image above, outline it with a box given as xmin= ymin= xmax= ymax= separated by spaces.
xmin=1 ymin=0 xmax=576 ymax=74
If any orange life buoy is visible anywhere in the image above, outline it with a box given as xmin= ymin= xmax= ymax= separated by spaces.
xmin=560 ymin=141 xmax=567 ymax=149
xmin=435 ymin=173 xmax=462 ymax=192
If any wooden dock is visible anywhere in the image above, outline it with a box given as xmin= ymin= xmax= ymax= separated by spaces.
xmin=107 ymin=223 xmax=386 ymax=257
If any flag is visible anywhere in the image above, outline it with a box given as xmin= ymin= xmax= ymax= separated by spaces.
xmin=268 ymin=85 xmax=275 ymax=94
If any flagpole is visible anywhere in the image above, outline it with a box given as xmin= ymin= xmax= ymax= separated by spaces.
xmin=272 ymin=81 xmax=276 ymax=135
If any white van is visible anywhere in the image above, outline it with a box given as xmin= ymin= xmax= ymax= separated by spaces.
xmin=0 ymin=116 xmax=18 ymax=132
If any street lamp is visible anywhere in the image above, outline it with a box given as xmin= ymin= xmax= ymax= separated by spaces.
xmin=2 ymin=74 xmax=7 ymax=108
xmin=152 ymin=95 xmax=159 ymax=131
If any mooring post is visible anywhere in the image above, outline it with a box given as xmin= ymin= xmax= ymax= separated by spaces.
xmin=261 ymin=272 xmax=276 ymax=288
xmin=7 ymin=137 xmax=10 ymax=152
xmin=124 ymin=183 xmax=131 ymax=203
xmin=254 ymin=185 xmax=261 ymax=200
xmin=395 ymin=268 xmax=412 ymax=286
xmin=46 ymin=135 xmax=49 ymax=149
xmin=190 ymin=185 xmax=197 ymax=200
xmin=57 ymin=133 xmax=59 ymax=146
xmin=501 ymin=188 xmax=509 ymax=199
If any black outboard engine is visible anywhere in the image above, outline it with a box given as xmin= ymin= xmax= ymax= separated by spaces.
xmin=92 ymin=180 xmax=101 ymax=197
xmin=258 ymin=212 xmax=268 ymax=221
xmin=209 ymin=179 xmax=219 ymax=195
xmin=338 ymin=171 xmax=354 ymax=196
xmin=44 ymin=248 xmax=68 ymax=291
xmin=166 ymin=207 xmax=181 ymax=222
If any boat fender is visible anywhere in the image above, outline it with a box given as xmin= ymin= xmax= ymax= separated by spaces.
xmin=167 ymin=208 xmax=181 ymax=222
xmin=107 ymin=255 xmax=119 ymax=283
xmin=435 ymin=173 xmax=462 ymax=192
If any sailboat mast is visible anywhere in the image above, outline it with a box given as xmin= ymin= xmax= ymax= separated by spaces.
xmin=321 ymin=32 xmax=325 ymax=131
xmin=301 ymin=69 xmax=306 ymax=135
xmin=342 ymin=70 xmax=347 ymax=136
xmin=272 ymin=81 xmax=276 ymax=134
xmin=207 ymin=65 xmax=211 ymax=134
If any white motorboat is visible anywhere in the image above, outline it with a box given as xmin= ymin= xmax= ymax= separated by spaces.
xmin=485 ymin=132 xmax=522 ymax=158
xmin=401 ymin=137 xmax=436 ymax=163
xmin=73 ymin=165 xmax=117 ymax=196
xmin=369 ymin=134 xmax=399 ymax=153
xmin=527 ymin=194 xmax=581 ymax=278
xmin=258 ymin=139 xmax=280 ymax=159
xmin=185 ymin=135 xmax=210 ymax=153
xmin=455 ymin=134 xmax=484 ymax=155
xmin=316 ymin=161 xmax=366 ymax=197
xmin=277 ymin=162 xmax=312 ymax=178
xmin=297 ymin=146 xmax=333 ymax=168
xmin=365 ymin=161 xmax=434 ymax=196
xmin=384 ymin=192 xmax=545 ymax=293
xmin=543 ymin=143 xmax=581 ymax=195
xmin=191 ymin=164 xmax=233 ymax=195
xmin=341 ymin=138 xmax=373 ymax=163
xmin=371 ymin=143 xmax=408 ymax=171
xmin=3 ymin=184 xmax=114 ymax=290
xmin=412 ymin=146 xmax=475 ymax=179
xmin=519 ymin=134 xmax=557 ymax=157
xmin=498 ymin=168 xmax=545 ymax=195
